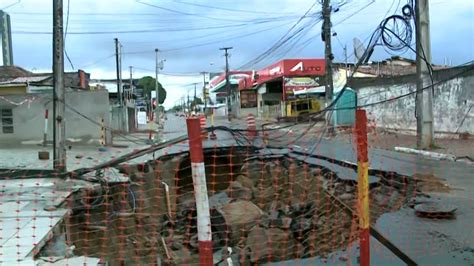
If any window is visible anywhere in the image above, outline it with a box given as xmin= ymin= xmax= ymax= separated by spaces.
xmin=296 ymin=102 xmax=309 ymax=111
xmin=1 ymin=109 xmax=14 ymax=134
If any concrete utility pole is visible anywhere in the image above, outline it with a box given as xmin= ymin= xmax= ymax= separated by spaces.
xmin=194 ymin=82 xmax=197 ymax=113
xmin=187 ymin=91 xmax=190 ymax=114
xmin=114 ymin=38 xmax=126 ymax=132
xmin=344 ymin=44 xmax=349 ymax=77
xmin=201 ymin=72 xmax=208 ymax=113
xmin=322 ymin=0 xmax=334 ymax=104
xmin=220 ymin=47 xmax=233 ymax=121
xmin=114 ymin=38 xmax=123 ymax=107
xmin=52 ymin=0 xmax=66 ymax=171
xmin=129 ymin=66 xmax=133 ymax=102
xmin=154 ymin=48 xmax=160 ymax=123
xmin=0 ymin=11 xmax=14 ymax=66
xmin=415 ymin=0 xmax=434 ymax=149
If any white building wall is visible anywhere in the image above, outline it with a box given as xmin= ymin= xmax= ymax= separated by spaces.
xmin=355 ymin=66 xmax=474 ymax=135
xmin=0 ymin=90 xmax=111 ymax=143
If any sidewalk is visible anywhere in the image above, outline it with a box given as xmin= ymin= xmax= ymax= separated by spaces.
xmin=335 ymin=128 xmax=474 ymax=160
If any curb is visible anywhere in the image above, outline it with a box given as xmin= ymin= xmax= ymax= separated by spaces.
xmin=394 ymin=146 xmax=456 ymax=161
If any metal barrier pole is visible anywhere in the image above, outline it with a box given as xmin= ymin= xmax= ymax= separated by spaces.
xmin=186 ymin=117 xmax=213 ymax=265
xmin=99 ymin=117 xmax=106 ymax=146
xmin=356 ymin=109 xmax=370 ymax=266
xmin=43 ymin=109 xmax=49 ymax=146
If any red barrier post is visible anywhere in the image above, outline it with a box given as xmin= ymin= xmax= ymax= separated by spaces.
xmin=186 ymin=118 xmax=213 ymax=265
xmin=200 ymin=115 xmax=209 ymax=140
xmin=356 ymin=109 xmax=370 ymax=266
xmin=148 ymin=112 xmax=154 ymax=141
xmin=247 ymin=113 xmax=257 ymax=138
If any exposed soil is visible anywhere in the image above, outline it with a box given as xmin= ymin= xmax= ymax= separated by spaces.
xmin=52 ymin=148 xmax=439 ymax=265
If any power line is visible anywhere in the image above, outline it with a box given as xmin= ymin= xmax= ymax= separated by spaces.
xmin=238 ymin=1 xmax=320 ymax=69
xmin=269 ymin=0 xmax=376 ymax=64
xmin=79 ymin=54 xmax=115 ymax=68
xmin=0 ymin=0 xmax=20 ymax=10
xmin=12 ymin=20 xmax=282 ymax=35
xmin=135 ymin=0 xmax=259 ymax=23
xmin=161 ymin=22 xmax=288 ymax=53
xmin=10 ymin=11 xmax=175 ymax=16
xmin=64 ymin=0 xmax=75 ymax=70
xmin=170 ymin=0 xmax=297 ymax=15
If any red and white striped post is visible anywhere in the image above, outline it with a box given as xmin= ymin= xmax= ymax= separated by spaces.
xmin=200 ymin=115 xmax=208 ymax=140
xmin=43 ymin=109 xmax=49 ymax=146
xmin=246 ymin=113 xmax=257 ymax=138
xmin=148 ymin=112 xmax=154 ymax=141
xmin=356 ymin=109 xmax=370 ymax=266
xmin=186 ymin=118 xmax=213 ymax=265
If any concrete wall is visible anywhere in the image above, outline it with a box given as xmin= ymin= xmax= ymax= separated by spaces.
xmin=239 ymin=107 xmax=257 ymax=118
xmin=350 ymin=65 xmax=474 ymax=135
xmin=257 ymin=93 xmax=282 ymax=119
xmin=0 ymin=90 xmax=111 ymax=143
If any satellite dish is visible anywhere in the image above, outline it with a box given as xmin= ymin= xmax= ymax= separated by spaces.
xmin=353 ymin=37 xmax=375 ymax=64
xmin=353 ymin=38 xmax=365 ymax=62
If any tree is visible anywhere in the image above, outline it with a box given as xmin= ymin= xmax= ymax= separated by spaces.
xmin=191 ymin=97 xmax=203 ymax=106
xmin=171 ymin=105 xmax=183 ymax=112
xmin=138 ymin=76 xmax=167 ymax=104
xmin=190 ymin=97 xmax=203 ymax=111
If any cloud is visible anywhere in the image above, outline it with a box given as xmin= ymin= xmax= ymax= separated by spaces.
xmin=4 ymin=0 xmax=473 ymax=106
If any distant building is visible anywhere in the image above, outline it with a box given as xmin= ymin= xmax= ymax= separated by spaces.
xmin=90 ymin=78 xmax=142 ymax=132
xmin=0 ymin=66 xmax=111 ymax=144
xmin=334 ymin=56 xmax=447 ymax=78
xmin=209 ymin=59 xmax=327 ymax=119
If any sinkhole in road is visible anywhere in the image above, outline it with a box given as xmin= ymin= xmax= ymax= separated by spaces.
xmin=58 ymin=147 xmax=439 ymax=265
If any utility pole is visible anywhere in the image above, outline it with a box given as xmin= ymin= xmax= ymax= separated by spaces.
xmin=344 ymin=44 xmax=349 ymax=77
xmin=129 ymin=66 xmax=133 ymax=102
xmin=415 ymin=0 xmax=433 ymax=149
xmin=220 ymin=47 xmax=233 ymax=121
xmin=53 ymin=0 xmax=66 ymax=171
xmin=114 ymin=38 xmax=126 ymax=132
xmin=154 ymin=49 xmax=160 ymax=123
xmin=187 ymin=91 xmax=190 ymax=115
xmin=322 ymin=0 xmax=334 ymax=104
xmin=114 ymin=38 xmax=123 ymax=107
xmin=201 ymin=72 xmax=208 ymax=114
xmin=193 ymin=82 xmax=198 ymax=113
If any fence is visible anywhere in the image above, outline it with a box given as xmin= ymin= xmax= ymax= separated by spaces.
xmin=0 ymin=109 xmax=473 ymax=265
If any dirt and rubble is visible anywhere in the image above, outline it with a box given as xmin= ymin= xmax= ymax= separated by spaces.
xmin=52 ymin=148 xmax=451 ymax=265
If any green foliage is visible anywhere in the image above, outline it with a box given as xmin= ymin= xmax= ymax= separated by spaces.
xmin=138 ymin=76 xmax=167 ymax=104
xmin=192 ymin=97 xmax=203 ymax=106
xmin=171 ymin=105 xmax=183 ymax=112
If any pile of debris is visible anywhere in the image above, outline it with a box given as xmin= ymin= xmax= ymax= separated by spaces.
xmin=157 ymin=156 xmax=419 ymax=264
xmin=64 ymin=151 xmax=423 ymax=265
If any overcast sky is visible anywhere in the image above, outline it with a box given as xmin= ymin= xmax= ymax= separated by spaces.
xmin=2 ymin=0 xmax=473 ymax=107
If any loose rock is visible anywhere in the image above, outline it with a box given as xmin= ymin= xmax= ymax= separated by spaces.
xmin=219 ymin=201 xmax=264 ymax=244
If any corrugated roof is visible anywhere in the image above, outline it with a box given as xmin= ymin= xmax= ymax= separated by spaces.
xmin=0 ymin=66 xmax=32 ymax=81
xmin=1 ymin=76 xmax=50 ymax=84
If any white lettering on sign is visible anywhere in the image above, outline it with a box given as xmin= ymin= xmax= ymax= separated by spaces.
xmin=269 ymin=66 xmax=281 ymax=75
xmin=290 ymin=61 xmax=322 ymax=73
xmin=290 ymin=61 xmax=304 ymax=72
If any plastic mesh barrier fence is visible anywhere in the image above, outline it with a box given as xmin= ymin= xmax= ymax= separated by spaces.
xmin=0 ymin=114 xmax=473 ymax=265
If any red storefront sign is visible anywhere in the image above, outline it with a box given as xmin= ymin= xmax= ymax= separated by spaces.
xmin=255 ymin=59 xmax=326 ymax=85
